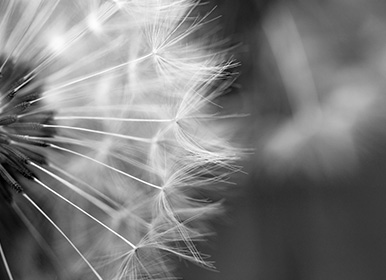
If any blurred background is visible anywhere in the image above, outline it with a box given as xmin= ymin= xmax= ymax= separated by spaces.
xmin=181 ymin=0 xmax=386 ymax=279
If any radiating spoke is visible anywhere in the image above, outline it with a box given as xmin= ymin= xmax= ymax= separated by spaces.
xmin=43 ymin=124 xmax=154 ymax=143
xmin=22 ymin=193 xmax=104 ymax=280
xmin=31 ymin=53 xmax=153 ymax=104
xmin=31 ymin=177 xmax=137 ymax=249
xmin=54 ymin=116 xmax=174 ymax=123
xmin=49 ymin=144 xmax=163 ymax=190
xmin=49 ymin=163 xmax=121 ymax=210
xmin=0 ymin=238 xmax=13 ymax=280
xmin=30 ymin=162 xmax=116 ymax=215
xmin=12 ymin=203 xmax=66 ymax=278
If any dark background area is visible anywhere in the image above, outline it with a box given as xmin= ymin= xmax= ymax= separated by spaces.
xmin=182 ymin=0 xmax=386 ymax=279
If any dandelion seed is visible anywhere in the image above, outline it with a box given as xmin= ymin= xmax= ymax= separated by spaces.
xmin=0 ymin=0 xmax=240 ymax=279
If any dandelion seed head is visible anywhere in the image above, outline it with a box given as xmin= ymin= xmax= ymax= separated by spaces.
xmin=0 ymin=0 xmax=241 ymax=279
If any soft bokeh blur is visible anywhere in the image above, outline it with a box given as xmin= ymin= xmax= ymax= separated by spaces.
xmin=181 ymin=0 xmax=386 ymax=279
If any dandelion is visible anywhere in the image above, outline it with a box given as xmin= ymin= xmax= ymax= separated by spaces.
xmin=0 ymin=0 xmax=239 ymax=279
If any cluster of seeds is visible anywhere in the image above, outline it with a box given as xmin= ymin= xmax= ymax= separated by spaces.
xmin=0 ymin=1 xmax=239 ymax=279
